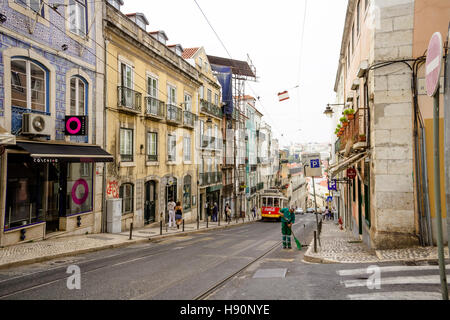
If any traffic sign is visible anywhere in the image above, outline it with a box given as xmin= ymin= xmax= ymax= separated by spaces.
xmin=426 ymin=32 xmax=443 ymax=97
xmin=326 ymin=196 xmax=333 ymax=202
xmin=347 ymin=168 xmax=356 ymax=179
xmin=302 ymin=153 xmax=322 ymax=177
xmin=328 ymin=179 xmax=337 ymax=191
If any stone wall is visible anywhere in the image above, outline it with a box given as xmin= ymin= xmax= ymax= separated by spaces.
xmin=370 ymin=0 xmax=418 ymax=249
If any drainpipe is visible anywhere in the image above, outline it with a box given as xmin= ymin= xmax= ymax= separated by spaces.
xmin=101 ymin=37 xmax=109 ymax=233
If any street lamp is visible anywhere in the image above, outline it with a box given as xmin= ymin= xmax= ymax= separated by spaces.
xmin=323 ymin=103 xmax=346 ymax=118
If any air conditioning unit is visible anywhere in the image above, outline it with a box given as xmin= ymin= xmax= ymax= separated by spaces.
xmin=22 ymin=113 xmax=53 ymax=136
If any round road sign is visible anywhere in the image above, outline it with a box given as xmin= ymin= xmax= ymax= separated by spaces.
xmin=425 ymin=32 xmax=443 ymax=97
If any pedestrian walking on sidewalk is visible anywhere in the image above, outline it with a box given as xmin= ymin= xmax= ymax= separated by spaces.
xmin=212 ymin=202 xmax=218 ymax=222
xmin=225 ymin=203 xmax=231 ymax=222
xmin=167 ymin=198 xmax=176 ymax=228
xmin=252 ymin=206 xmax=256 ymax=219
xmin=175 ymin=201 xmax=183 ymax=229
xmin=279 ymin=207 xmax=296 ymax=249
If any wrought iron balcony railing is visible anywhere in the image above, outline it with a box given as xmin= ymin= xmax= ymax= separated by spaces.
xmin=166 ymin=104 xmax=182 ymax=125
xmin=144 ymin=97 xmax=165 ymax=120
xmin=200 ymin=99 xmax=222 ymax=118
xmin=118 ymin=86 xmax=142 ymax=113
xmin=183 ymin=110 xmax=195 ymax=128
xmin=199 ymin=172 xmax=223 ymax=186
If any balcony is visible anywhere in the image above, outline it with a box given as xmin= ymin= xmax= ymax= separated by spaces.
xmin=118 ymin=86 xmax=142 ymax=114
xmin=200 ymin=99 xmax=222 ymax=119
xmin=201 ymin=136 xmax=223 ymax=150
xmin=144 ymin=97 xmax=165 ymax=120
xmin=199 ymin=172 xmax=223 ymax=187
xmin=337 ymin=108 xmax=367 ymax=153
xmin=166 ymin=104 xmax=182 ymax=125
xmin=183 ymin=111 xmax=195 ymax=129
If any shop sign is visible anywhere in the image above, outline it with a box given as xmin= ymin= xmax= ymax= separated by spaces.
xmin=65 ymin=116 xmax=88 ymax=136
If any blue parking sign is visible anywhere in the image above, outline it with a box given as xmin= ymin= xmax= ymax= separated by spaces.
xmin=328 ymin=180 xmax=337 ymax=191
xmin=310 ymin=159 xmax=320 ymax=168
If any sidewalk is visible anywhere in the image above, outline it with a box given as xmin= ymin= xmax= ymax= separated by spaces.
xmin=0 ymin=216 xmax=257 ymax=269
xmin=304 ymin=220 xmax=450 ymax=264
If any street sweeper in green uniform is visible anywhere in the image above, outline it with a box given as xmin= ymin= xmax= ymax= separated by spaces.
xmin=279 ymin=207 xmax=295 ymax=249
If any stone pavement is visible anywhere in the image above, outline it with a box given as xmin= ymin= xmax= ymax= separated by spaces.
xmin=0 ymin=216 xmax=257 ymax=269
xmin=304 ymin=220 xmax=450 ymax=264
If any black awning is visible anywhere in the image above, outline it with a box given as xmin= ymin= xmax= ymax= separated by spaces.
xmin=16 ymin=141 xmax=114 ymax=163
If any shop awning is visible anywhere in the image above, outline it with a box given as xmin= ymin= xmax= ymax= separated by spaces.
xmin=16 ymin=141 xmax=114 ymax=162
xmin=330 ymin=152 xmax=368 ymax=178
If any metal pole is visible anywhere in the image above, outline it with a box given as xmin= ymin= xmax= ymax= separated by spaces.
xmin=314 ymin=231 xmax=317 ymax=253
xmin=160 ymin=220 xmax=162 ymax=235
xmin=129 ymin=222 xmax=133 ymax=240
xmin=182 ymin=219 xmax=185 ymax=232
xmin=433 ymin=86 xmax=448 ymax=300
xmin=197 ymin=213 xmax=199 ymax=230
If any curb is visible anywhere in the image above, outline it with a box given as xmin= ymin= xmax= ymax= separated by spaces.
xmin=0 ymin=219 xmax=259 ymax=270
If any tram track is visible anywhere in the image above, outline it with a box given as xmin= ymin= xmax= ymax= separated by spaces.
xmin=194 ymin=220 xmax=313 ymax=300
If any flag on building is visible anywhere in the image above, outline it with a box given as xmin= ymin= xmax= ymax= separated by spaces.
xmin=278 ymin=91 xmax=289 ymax=102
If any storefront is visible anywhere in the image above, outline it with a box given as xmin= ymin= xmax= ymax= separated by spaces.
xmin=0 ymin=140 xmax=113 ymax=246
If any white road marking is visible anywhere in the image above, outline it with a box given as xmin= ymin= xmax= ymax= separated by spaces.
xmin=337 ymin=264 xmax=450 ymax=276
xmin=347 ymin=291 xmax=442 ymax=300
xmin=343 ymin=275 xmax=444 ymax=288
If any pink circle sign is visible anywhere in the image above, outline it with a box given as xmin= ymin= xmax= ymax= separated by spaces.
xmin=72 ymin=179 xmax=89 ymax=205
xmin=66 ymin=117 xmax=82 ymax=135
xmin=425 ymin=32 xmax=443 ymax=97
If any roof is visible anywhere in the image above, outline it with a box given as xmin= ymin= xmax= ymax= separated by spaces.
xmin=182 ymin=47 xmax=200 ymax=59
xmin=149 ymin=30 xmax=168 ymax=41
xmin=125 ymin=13 xmax=149 ymax=25
xmin=207 ymin=55 xmax=256 ymax=78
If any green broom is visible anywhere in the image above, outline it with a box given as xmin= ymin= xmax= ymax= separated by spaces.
xmin=289 ymin=226 xmax=302 ymax=250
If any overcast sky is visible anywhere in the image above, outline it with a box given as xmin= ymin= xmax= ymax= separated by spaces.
xmin=121 ymin=0 xmax=347 ymax=147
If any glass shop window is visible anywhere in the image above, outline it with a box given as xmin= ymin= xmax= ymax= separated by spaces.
xmin=66 ymin=163 xmax=93 ymax=216
xmin=5 ymin=154 xmax=45 ymax=229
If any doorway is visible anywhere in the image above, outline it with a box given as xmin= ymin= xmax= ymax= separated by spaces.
xmin=144 ymin=180 xmax=156 ymax=224
xmin=165 ymin=179 xmax=177 ymax=222
xmin=357 ymin=178 xmax=363 ymax=235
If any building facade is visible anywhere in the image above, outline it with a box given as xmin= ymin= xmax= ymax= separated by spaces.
xmin=0 ymin=0 xmax=109 ymax=246
xmin=103 ymin=3 xmax=201 ymax=230
xmin=329 ymin=0 xmax=449 ymax=249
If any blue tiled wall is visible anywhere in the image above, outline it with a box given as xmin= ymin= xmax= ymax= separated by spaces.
xmin=0 ymin=0 xmax=98 ymax=143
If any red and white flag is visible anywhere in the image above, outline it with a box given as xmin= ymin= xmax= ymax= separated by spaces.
xmin=278 ymin=91 xmax=289 ymax=102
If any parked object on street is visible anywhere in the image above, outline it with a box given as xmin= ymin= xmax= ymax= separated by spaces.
xmin=306 ymin=208 xmax=315 ymax=214
xmin=295 ymin=208 xmax=304 ymax=215
xmin=261 ymin=190 xmax=289 ymax=221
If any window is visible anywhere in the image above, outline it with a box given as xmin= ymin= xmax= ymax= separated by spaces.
xmin=147 ymin=76 xmax=158 ymax=98
xmin=207 ymin=89 xmax=212 ymax=103
xmin=198 ymin=57 xmax=203 ymax=69
xmin=146 ymin=75 xmax=158 ymax=112
xmin=120 ymin=62 xmax=133 ymax=107
xmin=357 ymin=0 xmax=361 ymax=35
xmin=120 ymin=183 xmax=134 ymax=214
xmin=120 ymin=128 xmax=133 ymax=162
xmin=214 ymin=125 xmax=218 ymax=149
xmin=351 ymin=23 xmax=355 ymax=51
xmin=107 ymin=0 xmax=121 ymax=10
xmin=214 ymin=93 xmax=219 ymax=107
xmin=167 ymin=85 xmax=177 ymax=106
xmin=365 ymin=0 xmax=370 ymax=11
xmin=11 ymin=58 xmax=47 ymax=112
xmin=15 ymin=0 xmax=42 ymax=14
xmin=168 ymin=133 xmax=176 ymax=162
xmin=147 ymin=132 xmax=157 ymax=162
xmin=66 ymin=163 xmax=93 ymax=216
xmin=70 ymin=76 xmax=87 ymax=115
xmin=183 ymin=175 xmax=191 ymax=211
xmin=69 ymin=0 xmax=87 ymax=37
xmin=184 ymin=93 xmax=192 ymax=111
xmin=183 ymin=136 xmax=191 ymax=161
xmin=199 ymin=86 xmax=204 ymax=100
xmin=136 ymin=18 xmax=146 ymax=30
